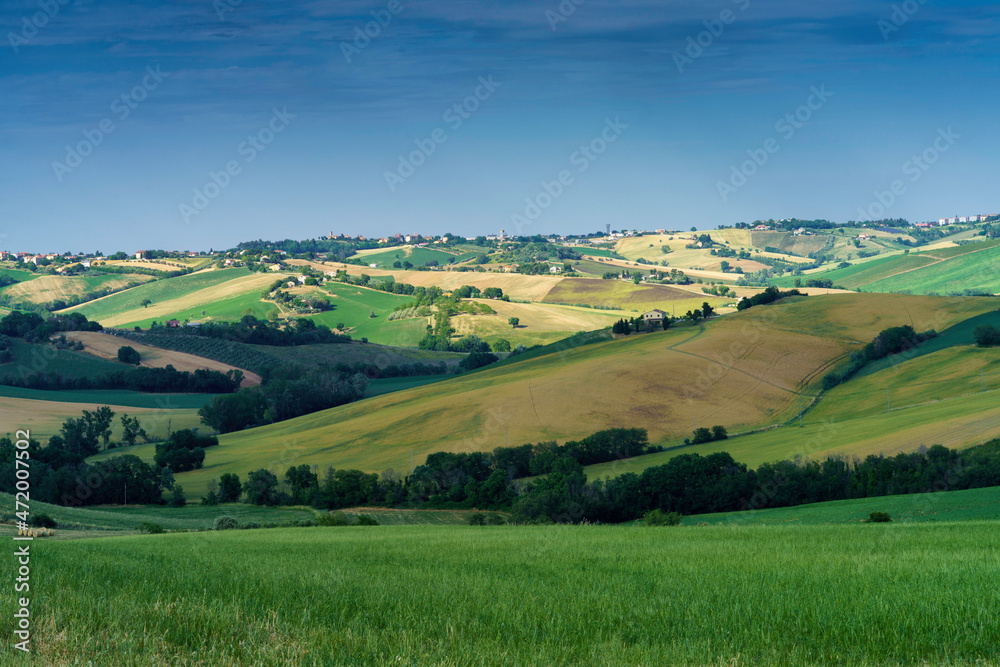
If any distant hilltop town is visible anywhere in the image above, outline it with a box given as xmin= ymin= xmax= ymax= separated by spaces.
xmin=935 ymin=214 xmax=995 ymax=225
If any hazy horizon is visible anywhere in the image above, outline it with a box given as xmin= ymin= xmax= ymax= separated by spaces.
xmin=2 ymin=0 xmax=998 ymax=253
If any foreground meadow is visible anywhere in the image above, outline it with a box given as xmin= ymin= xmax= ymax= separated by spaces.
xmin=5 ymin=523 xmax=999 ymax=665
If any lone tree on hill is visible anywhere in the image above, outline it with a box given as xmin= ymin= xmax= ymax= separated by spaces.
xmin=508 ymin=317 xmax=519 ymax=328
xmin=117 ymin=345 xmax=141 ymax=365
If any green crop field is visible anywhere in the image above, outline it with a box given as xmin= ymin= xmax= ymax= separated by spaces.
xmin=365 ymin=375 xmax=451 ymax=397
xmin=569 ymin=258 xmax=619 ymax=276
xmin=253 ymin=341 xmax=464 ymax=370
xmin=865 ymin=241 xmax=1000 ymax=294
xmin=0 ymin=385 xmax=213 ymax=410
xmin=0 ymin=493 xmax=491 ymax=536
xmin=693 ymin=485 xmax=1000 ymax=526
xmin=4 ymin=522 xmax=999 ymax=665
xmin=0 ymin=339 xmax=127 ymax=381
xmin=351 ymin=246 xmax=474 ymax=268
xmin=0 ymin=493 xmax=317 ymax=535
xmin=775 ymin=239 xmax=1000 ymax=294
xmin=0 ymin=266 xmax=39 ymax=282
xmin=117 ymin=289 xmax=274 ymax=329
xmin=308 ymin=284 xmax=429 ymax=346
xmin=65 ymin=268 xmax=256 ymax=323
xmin=574 ymin=245 xmax=616 ymax=258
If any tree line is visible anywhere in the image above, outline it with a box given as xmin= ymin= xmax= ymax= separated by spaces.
xmin=823 ymin=324 xmax=936 ymax=389
xmin=172 ymin=429 xmax=1000 ymax=528
xmin=197 ymin=367 xmax=368 ymax=433
xmin=7 ymin=415 xmax=1000 ymax=524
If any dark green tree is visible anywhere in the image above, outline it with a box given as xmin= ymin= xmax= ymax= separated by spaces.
xmin=218 ymin=473 xmax=242 ymax=503
xmin=244 ymin=469 xmax=280 ymax=505
xmin=117 ymin=346 xmax=141 ymax=365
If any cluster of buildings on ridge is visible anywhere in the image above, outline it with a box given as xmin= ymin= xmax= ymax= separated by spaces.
xmin=932 ymin=214 xmax=996 ymax=226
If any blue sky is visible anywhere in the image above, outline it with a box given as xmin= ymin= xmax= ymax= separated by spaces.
xmin=1 ymin=0 xmax=998 ymax=253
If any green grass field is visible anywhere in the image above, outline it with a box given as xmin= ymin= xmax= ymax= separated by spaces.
xmin=352 ymin=246 xmax=475 ymax=268
xmin=775 ymin=239 xmax=1000 ymax=294
xmin=0 ymin=266 xmax=39 ymax=282
xmin=693 ymin=485 xmax=1000 ymax=526
xmin=117 ymin=289 xmax=273 ymax=329
xmin=6 ymin=522 xmax=1000 ymax=664
xmin=574 ymin=245 xmax=616 ymax=258
xmin=254 ymin=341 xmax=464 ymax=370
xmin=0 ymin=339 xmax=127 ymax=381
xmin=65 ymin=268 xmax=253 ymax=322
xmin=0 ymin=493 xmax=317 ymax=535
xmin=0 ymin=385 xmax=213 ymax=409
xmin=365 ymin=375 xmax=451 ymax=398
xmin=308 ymin=284 xmax=429 ymax=346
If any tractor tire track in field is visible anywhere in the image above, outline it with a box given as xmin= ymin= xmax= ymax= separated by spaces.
xmin=664 ymin=325 xmax=815 ymax=399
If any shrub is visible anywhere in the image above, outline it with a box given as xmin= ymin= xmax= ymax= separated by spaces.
xmin=117 ymin=345 xmax=141 ymax=365
xmin=468 ymin=512 xmax=487 ymax=526
xmin=240 ymin=521 xmax=261 ymax=530
xmin=317 ymin=512 xmax=352 ymax=527
xmin=169 ymin=484 xmax=186 ymax=507
xmin=202 ymin=490 xmax=219 ymax=506
xmin=213 ymin=516 xmax=239 ymax=531
xmin=643 ymin=509 xmax=682 ymax=526
xmin=29 ymin=513 xmax=56 ymax=529
xmin=486 ymin=513 xmax=506 ymax=526
xmin=356 ymin=515 xmax=380 ymax=526
xmin=868 ymin=511 xmax=891 ymax=523
xmin=974 ymin=324 xmax=1000 ymax=347
xmin=821 ymin=372 xmax=841 ymax=390
xmin=135 ymin=521 xmax=165 ymax=534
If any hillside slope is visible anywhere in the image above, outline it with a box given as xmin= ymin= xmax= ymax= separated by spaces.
xmin=96 ymin=293 xmax=1000 ymax=488
xmin=777 ymin=239 xmax=1000 ymax=294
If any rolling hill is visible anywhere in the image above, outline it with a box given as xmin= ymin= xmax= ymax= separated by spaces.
xmin=775 ymin=239 xmax=1000 ymax=294
xmin=62 ymin=267 xmax=266 ymax=325
xmin=91 ymin=293 xmax=1000 ymax=489
xmin=1 ymin=273 xmax=155 ymax=307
